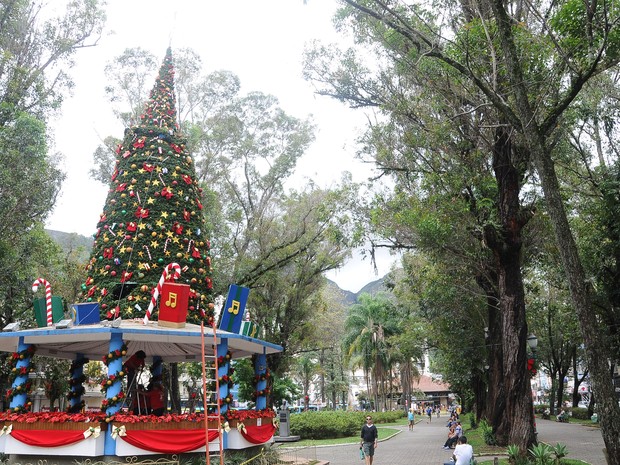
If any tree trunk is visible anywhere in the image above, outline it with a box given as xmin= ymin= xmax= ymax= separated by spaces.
xmin=481 ymin=126 xmax=535 ymax=450
xmin=490 ymin=0 xmax=620 ymax=459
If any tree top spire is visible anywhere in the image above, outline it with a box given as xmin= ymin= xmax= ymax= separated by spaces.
xmin=139 ymin=47 xmax=178 ymax=133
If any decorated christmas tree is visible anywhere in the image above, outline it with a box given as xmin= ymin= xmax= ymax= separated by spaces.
xmin=81 ymin=48 xmax=214 ymax=325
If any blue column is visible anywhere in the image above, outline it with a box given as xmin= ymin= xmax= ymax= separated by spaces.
xmin=151 ymin=355 xmax=163 ymax=381
xmin=216 ymin=339 xmax=229 ymax=415
xmin=69 ymin=354 xmax=86 ymax=412
xmin=9 ymin=338 xmax=33 ymax=411
xmin=104 ymin=333 xmax=124 ymax=455
xmin=255 ymin=352 xmax=267 ymax=410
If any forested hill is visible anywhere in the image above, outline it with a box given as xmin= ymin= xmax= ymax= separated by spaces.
xmin=46 ymin=229 xmax=387 ymax=304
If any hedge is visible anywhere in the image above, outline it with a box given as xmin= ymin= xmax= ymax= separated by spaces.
xmin=287 ymin=410 xmax=405 ymax=440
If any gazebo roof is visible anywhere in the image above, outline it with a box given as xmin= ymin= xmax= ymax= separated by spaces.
xmin=0 ymin=320 xmax=281 ymax=362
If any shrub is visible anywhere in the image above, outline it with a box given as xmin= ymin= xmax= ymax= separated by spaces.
xmin=569 ymin=407 xmax=589 ymax=420
xmin=529 ymin=443 xmax=553 ymax=465
xmin=479 ymin=420 xmax=497 ymax=446
xmin=288 ymin=410 xmax=405 ymax=440
xmin=468 ymin=412 xmax=478 ymax=429
xmin=533 ymin=404 xmax=549 ymax=414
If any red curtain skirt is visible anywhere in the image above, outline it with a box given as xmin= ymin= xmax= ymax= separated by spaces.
xmin=121 ymin=428 xmax=219 ymax=453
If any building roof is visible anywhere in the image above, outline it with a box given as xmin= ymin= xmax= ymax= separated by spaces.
xmin=412 ymin=374 xmax=451 ymax=393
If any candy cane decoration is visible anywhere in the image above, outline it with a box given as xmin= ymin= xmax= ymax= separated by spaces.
xmin=143 ymin=245 xmax=152 ymax=261
xmin=186 ymin=239 xmax=194 ymax=253
xmin=163 ymin=237 xmax=171 ymax=254
xmin=158 ymin=172 xmax=165 ymax=185
xmin=143 ymin=262 xmax=181 ymax=324
xmin=32 ymin=278 xmax=53 ymax=326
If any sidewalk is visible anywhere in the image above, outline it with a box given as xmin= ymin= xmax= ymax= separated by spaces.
xmin=309 ymin=415 xmax=606 ymax=465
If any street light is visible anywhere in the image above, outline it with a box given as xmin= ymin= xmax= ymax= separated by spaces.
xmin=527 ymin=334 xmax=538 ymax=352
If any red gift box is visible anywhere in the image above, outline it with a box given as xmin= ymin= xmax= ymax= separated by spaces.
xmin=157 ymin=282 xmax=190 ymax=328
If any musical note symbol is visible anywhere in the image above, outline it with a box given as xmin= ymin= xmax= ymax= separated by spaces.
xmin=165 ymin=292 xmax=177 ymax=308
xmin=228 ymin=300 xmax=240 ymax=315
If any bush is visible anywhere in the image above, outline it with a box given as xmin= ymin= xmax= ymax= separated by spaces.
xmin=533 ymin=404 xmax=549 ymax=414
xmin=479 ymin=420 xmax=497 ymax=446
xmin=288 ymin=410 xmax=405 ymax=440
xmin=469 ymin=412 xmax=478 ymax=429
xmin=569 ymin=407 xmax=589 ymax=420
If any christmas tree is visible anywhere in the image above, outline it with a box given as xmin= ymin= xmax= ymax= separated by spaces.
xmin=81 ymin=48 xmax=214 ymax=325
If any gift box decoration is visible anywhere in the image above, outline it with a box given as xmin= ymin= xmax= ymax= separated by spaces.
xmin=240 ymin=321 xmax=261 ymax=338
xmin=71 ymin=302 xmax=101 ymax=326
xmin=33 ymin=296 xmax=64 ymax=328
xmin=158 ymin=282 xmax=190 ymax=328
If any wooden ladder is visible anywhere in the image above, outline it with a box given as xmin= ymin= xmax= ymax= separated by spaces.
xmin=201 ymin=320 xmax=224 ymax=465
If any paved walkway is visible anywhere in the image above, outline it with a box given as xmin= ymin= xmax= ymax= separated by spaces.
xmin=306 ymin=416 xmax=606 ymax=465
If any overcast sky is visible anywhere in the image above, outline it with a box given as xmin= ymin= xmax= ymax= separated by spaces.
xmin=45 ymin=0 xmax=399 ymax=292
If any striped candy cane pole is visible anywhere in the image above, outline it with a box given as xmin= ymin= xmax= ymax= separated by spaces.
xmin=143 ymin=262 xmax=181 ymax=325
xmin=32 ymin=278 xmax=53 ymax=326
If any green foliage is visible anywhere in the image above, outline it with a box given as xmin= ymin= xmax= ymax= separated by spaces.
xmin=506 ymin=444 xmax=520 ymax=461
xmin=288 ymin=410 xmax=404 ymax=439
xmin=469 ymin=412 xmax=478 ymax=429
xmin=551 ymin=443 xmax=568 ymax=464
xmin=480 ymin=420 xmax=497 ymax=446
xmin=568 ymin=407 xmax=588 ymax=420
xmin=529 ymin=443 xmax=553 ymax=465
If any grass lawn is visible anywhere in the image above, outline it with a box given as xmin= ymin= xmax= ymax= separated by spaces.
xmin=292 ymin=426 xmax=402 ymax=447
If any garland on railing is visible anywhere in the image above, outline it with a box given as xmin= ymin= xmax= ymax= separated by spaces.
xmin=102 ymin=344 xmax=128 ymax=366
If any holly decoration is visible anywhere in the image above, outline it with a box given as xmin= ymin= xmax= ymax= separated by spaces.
xmin=80 ymin=47 xmax=215 ymax=324
xmin=102 ymin=344 xmax=128 ymax=366
xmin=5 ymin=346 xmax=36 ymax=405
xmin=100 ymin=391 xmax=126 ymax=412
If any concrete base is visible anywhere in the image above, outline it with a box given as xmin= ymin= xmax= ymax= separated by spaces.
xmin=273 ymin=435 xmax=301 ymax=442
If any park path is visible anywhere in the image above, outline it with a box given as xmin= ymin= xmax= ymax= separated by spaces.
xmin=305 ymin=415 xmax=606 ymax=465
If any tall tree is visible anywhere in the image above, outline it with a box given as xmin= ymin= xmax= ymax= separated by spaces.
xmin=306 ymin=0 xmax=620 ymax=454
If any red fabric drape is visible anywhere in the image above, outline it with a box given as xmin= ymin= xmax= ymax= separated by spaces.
xmin=121 ymin=429 xmax=219 ymax=453
xmin=10 ymin=429 xmax=87 ymax=447
xmin=239 ymin=424 xmax=275 ymax=444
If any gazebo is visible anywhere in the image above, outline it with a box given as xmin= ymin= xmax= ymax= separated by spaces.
xmin=0 ymin=317 xmax=282 ymax=459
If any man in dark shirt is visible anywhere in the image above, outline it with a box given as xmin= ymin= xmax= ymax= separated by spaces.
xmin=360 ymin=415 xmax=378 ymax=465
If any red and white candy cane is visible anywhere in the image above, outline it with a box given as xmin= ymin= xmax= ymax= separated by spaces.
xmin=32 ymin=278 xmax=53 ymax=326
xmin=143 ymin=262 xmax=181 ymax=324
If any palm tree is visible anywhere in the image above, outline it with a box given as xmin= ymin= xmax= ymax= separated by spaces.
xmin=343 ymin=293 xmax=398 ymax=410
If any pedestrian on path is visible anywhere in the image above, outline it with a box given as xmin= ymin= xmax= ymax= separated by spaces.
xmin=426 ymin=405 xmax=433 ymax=423
xmin=360 ymin=415 xmax=379 ymax=465
xmin=408 ymin=408 xmax=415 ymax=431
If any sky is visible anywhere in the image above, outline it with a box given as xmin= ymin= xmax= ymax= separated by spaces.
xmin=45 ymin=0 xmax=399 ymax=293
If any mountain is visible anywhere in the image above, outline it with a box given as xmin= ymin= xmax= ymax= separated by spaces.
xmin=46 ymin=229 xmax=92 ymax=261
xmin=46 ymin=230 xmax=388 ymax=303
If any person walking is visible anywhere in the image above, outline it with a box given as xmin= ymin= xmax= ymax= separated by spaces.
xmin=408 ymin=408 xmax=415 ymax=431
xmin=360 ymin=415 xmax=379 ymax=465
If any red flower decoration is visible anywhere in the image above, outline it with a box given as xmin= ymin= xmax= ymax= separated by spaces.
xmin=135 ymin=207 xmax=150 ymax=219
xmin=161 ymin=186 xmax=174 ymax=199
xmin=134 ymin=138 xmax=145 ymax=148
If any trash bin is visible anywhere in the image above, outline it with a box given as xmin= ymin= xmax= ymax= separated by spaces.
xmin=591 ymin=413 xmax=598 ymax=423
